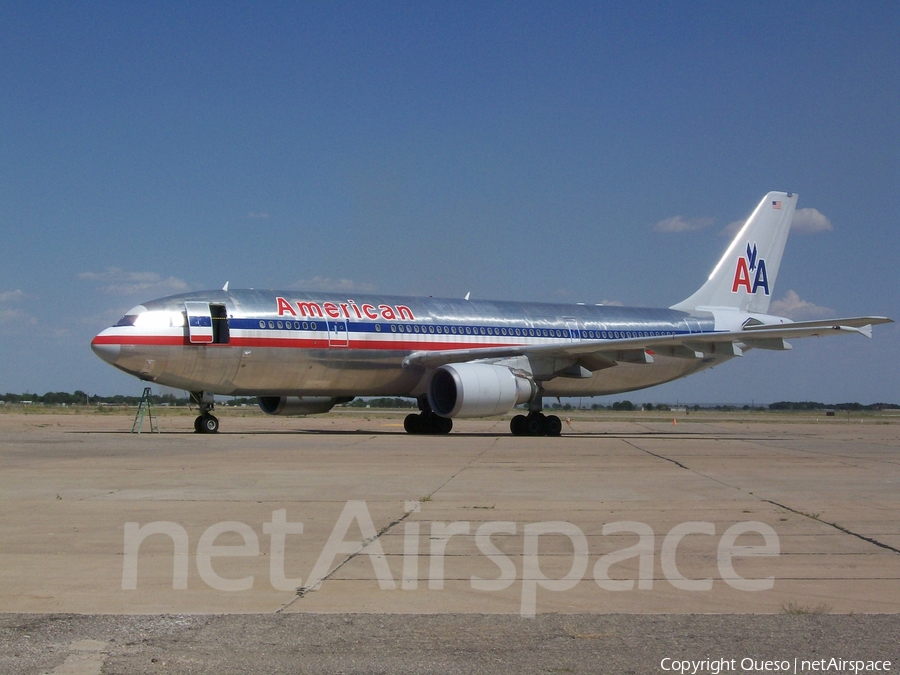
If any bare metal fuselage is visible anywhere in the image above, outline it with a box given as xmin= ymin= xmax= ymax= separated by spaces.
xmin=92 ymin=290 xmax=724 ymax=399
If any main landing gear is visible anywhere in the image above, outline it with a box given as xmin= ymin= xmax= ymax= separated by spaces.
xmin=190 ymin=391 xmax=219 ymax=434
xmin=510 ymin=398 xmax=562 ymax=437
xmin=404 ymin=397 xmax=453 ymax=435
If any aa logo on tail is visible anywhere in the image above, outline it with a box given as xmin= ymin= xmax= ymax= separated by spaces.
xmin=732 ymin=242 xmax=769 ymax=295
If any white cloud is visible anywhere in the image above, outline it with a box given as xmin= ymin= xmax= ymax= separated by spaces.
xmin=769 ymin=290 xmax=833 ymax=319
xmin=0 ymin=308 xmax=36 ymax=325
xmin=653 ymin=216 xmax=715 ymax=233
xmin=791 ymin=208 xmax=833 ymax=234
xmin=247 ymin=211 xmax=270 ymax=219
xmin=721 ymin=219 xmax=746 ymax=237
xmin=720 ymin=208 xmax=833 ymax=237
xmin=0 ymin=291 xmax=36 ymax=329
xmin=78 ymin=268 xmax=189 ymax=296
xmin=600 ymin=299 xmax=624 ymax=306
xmin=295 ymin=276 xmax=376 ymax=293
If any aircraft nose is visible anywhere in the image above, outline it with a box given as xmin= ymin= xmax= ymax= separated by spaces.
xmin=91 ymin=336 xmax=120 ymax=365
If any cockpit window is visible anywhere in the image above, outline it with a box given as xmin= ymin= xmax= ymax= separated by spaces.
xmin=115 ymin=315 xmax=138 ymax=327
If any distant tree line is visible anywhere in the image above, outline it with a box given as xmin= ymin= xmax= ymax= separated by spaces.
xmin=3 ymin=391 xmax=897 ymax=411
xmin=0 ymin=391 xmax=189 ymax=406
xmin=344 ymin=397 xmax=417 ymax=409
xmin=768 ymin=401 xmax=900 ymax=411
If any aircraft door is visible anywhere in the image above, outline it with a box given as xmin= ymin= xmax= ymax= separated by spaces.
xmin=185 ymin=302 xmax=230 ymax=344
xmin=564 ymin=317 xmax=583 ymax=341
xmin=327 ymin=319 xmax=349 ymax=347
xmin=185 ymin=302 xmax=214 ymax=344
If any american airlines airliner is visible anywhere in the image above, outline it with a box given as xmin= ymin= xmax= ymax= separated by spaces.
xmin=91 ymin=192 xmax=891 ymax=436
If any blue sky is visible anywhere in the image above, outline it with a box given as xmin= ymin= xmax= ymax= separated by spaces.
xmin=1 ymin=2 xmax=897 ymax=403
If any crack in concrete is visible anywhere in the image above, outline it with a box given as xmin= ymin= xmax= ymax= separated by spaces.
xmin=425 ymin=438 xmax=499 ymax=500
xmin=276 ymin=506 xmax=419 ymax=613
xmin=276 ymin=439 xmax=499 ymax=612
xmin=622 ymin=438 xmax=900 ymax=556
xmin=621 ymin=439 xmax=691 ymax=470
xmin=759 ymin=498 xmax=900 ymax=555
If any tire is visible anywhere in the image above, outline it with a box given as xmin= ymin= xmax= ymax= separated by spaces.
xmin=525 ymin=413 xmax=545 ymax=436
xmin=434 ymin=416 xmax=453 ymax=434
xmin=202 ymin=414 xmax=219 ymax=434
xmin=510 ymin=414 xmax=527 ymax=436
xmin=545 ymin=415 xmax=562 ymax=437
xmin=404 ymin=413 xmax=421 ymax=434
xmin=194 ymin=416 xmax=204 ymax=433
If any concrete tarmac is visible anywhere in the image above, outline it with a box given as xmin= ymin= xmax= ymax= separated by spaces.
xmin=1 ymin=409 xmax=898 ymax=672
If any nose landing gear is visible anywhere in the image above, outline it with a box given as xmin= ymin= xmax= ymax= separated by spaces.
xmin=190 ymin=391 xmax=219 ymax=434
xmin=193 ymin=413 xmax=220 ymax=434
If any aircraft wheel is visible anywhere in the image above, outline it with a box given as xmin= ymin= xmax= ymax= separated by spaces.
xmin=510 ymin=414 xmax=527 ymax=436
xmin=434 ymin=415 xmax=453 ymax=434
xmin=404 ymin=413 xmax=421 ymax=434
xmin=194 ymin=416 xmax=204 ymax=433
xmin=545 ymin=415 xmax=562 ymax=437
xmin=201 ymin=414 xmax=219 ymax=434
xmin=525 ymin=413 xmax=545 ymax=436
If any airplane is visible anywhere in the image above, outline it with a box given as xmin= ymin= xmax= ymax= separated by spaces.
xmin=91 ymin=191 xmax=891 ymax=436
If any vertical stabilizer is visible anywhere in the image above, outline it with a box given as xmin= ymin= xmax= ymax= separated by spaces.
xmin=670 ymin=191 xmax=798 ymax=314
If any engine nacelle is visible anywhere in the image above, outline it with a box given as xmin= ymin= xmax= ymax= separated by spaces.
xmin=427 ymin=363 xmax=536 ymax=418
xmin=258 ymin=396 xmax=345 ymax=416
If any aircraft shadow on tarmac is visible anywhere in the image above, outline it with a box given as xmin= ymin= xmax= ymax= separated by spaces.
xmin=74 ymin=428 xmax=767 ymax=440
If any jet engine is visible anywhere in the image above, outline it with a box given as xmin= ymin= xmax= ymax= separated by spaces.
xmin=427 ymin=363 xmax=537 ymax=418
xmin=257 ymin=396 xmax=350 ymax=416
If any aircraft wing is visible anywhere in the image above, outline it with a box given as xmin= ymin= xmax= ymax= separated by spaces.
xmin=402 ymin=316 xmax=893 ymax=371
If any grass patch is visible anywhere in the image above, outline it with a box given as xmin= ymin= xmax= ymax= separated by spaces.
xmin=781 ymin=601 xmax=832 ymax=615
